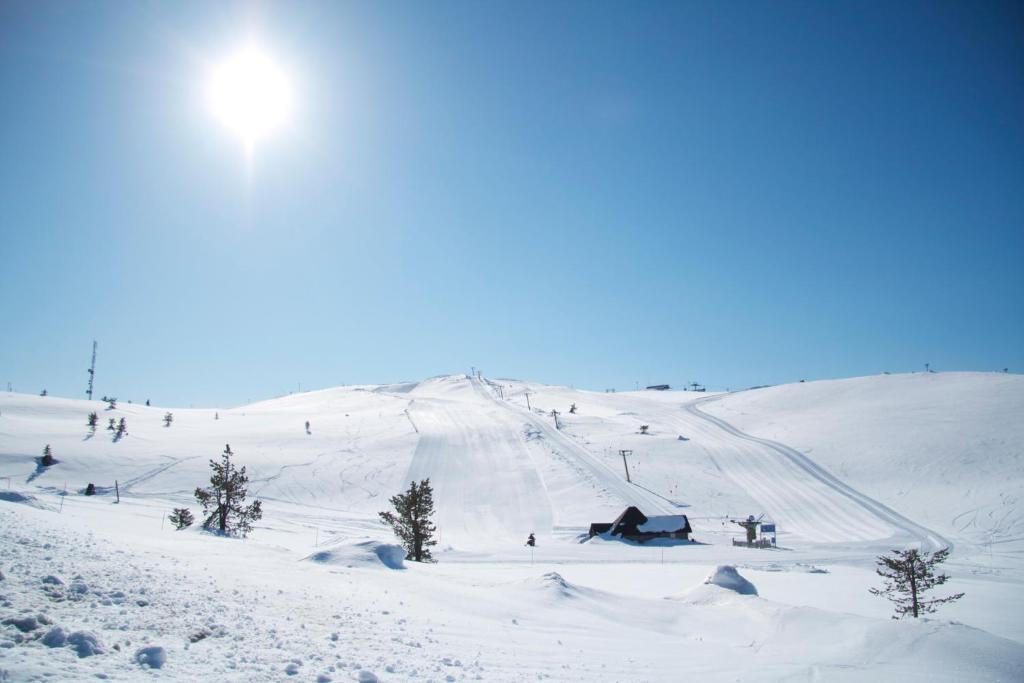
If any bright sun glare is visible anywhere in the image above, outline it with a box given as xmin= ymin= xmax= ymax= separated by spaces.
xmin=208 ymin=45 xmax=292 ymax=149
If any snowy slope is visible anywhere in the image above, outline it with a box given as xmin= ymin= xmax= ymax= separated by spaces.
xmin=701 ymin=372 xmax=1024 ymax=558
xmin=2 ymin=372 xmax=1023 ymax=681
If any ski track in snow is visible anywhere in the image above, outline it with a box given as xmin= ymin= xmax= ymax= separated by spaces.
xmin=405 ymin=394 xmax=554 ymax=547
xmin=674 ymin=396 xmax=950 ymax=551
xmin=469 ymin=377 xmax=677 ymax=517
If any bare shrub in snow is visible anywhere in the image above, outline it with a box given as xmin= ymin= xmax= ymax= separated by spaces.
xmin=194 ymin=444 xmax=263 ymax=537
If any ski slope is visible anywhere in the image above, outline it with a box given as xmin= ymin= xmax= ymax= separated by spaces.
xmin=700 ymin=372 xmax=1024 ymax=559
xmin=2 ymin=372 xmax=1023 ymax=680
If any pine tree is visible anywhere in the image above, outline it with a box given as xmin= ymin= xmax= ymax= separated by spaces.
xmin=379 ymin=479 xmax=437 ymax=562
xmin=114 ymin=417 xmax=128 ymax=440
xmin=869 ymin=547 xmax=964 ymax=619
xmin=194 ymin=444 xmax=263 ymax=537
xmin=163 ymin=412 xmax=174 ymax=427
xmin=107 ymin=418 xmax=117 ymax=431
xmin=169 ymin=508 xmax=194 ymax=530
xmin=39 ymin=389 xmax=47 ymax=397
xmin=87 ymin=412 xmax=98 ymax=431
xmin=106 ymin=397 xmax=117 ymax=410
xmin=39 ymin=444 xmax=56 ymax=467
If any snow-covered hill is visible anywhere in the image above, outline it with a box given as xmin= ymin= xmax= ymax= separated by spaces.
xmin=701 ymin=372 xmax=1024 ymax=559
xmin=1 ymin=372 xmax=1022 ymax=681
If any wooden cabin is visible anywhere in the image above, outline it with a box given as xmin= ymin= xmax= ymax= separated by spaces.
xmin=589 ymin=506 xmax=692 ymax=542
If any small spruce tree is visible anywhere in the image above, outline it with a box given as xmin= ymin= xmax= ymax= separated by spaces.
xmin=114 ymin=417 xmax=127 ymax=440
xmin=106 ymin=397 xmax=117 ymax=410
xmin=869 ymin=547 xmax=964 ymax=619
xmin=379 ymin=479 xmax=437 ymax=562
xmin=169 ymin=508 xmax=194 ymax=530
xmin=107 ymin=417 xmax=117 ymax=431
xmin=87 ymin=412 xmax=98 ymax=431
xmin=39 ymin=444 xmax=56 ymax=467
xmin=194 ymin=444 xmax=263 ymax=537
xmin=163 ymin=412 xmax=174 ymax=427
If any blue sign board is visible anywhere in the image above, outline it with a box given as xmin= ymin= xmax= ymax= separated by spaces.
xmin=761 ymin=524 xmax=776 ymax=533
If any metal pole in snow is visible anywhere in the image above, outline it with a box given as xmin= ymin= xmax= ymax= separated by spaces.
xmin=620 ymin=450 xmax=632 ymax=483
xmin=115 ymin=480 xmax=120 ymax=503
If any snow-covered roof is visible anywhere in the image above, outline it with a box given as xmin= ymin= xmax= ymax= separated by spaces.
xmin=637 ymin=515 xmax=688 ymax=533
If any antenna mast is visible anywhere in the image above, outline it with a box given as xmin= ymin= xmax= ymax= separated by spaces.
xmin=86 ymin=340 xmax=97 ymax=400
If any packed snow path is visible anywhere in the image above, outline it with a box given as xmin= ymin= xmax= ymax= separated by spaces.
xmin=405 ymin=389 xmax=554 ymax=548
xmin=401 ymin=376 xmax=674 ymax=550
xmin=676 ymin=396 xmax=949 ymax=551
xmin=469 ymin=376 xmax=677 ymax=516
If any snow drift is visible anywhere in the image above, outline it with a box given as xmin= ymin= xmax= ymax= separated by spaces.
xmin=703 ymin=565 xmax=758 ymax=595
xmin=305 ymin=539 xmax=406 ymax=570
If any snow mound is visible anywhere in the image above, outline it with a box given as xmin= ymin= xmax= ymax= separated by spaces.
xmin=41 ymin=626 xmax=67 ymax=647
xmin=520 ymin=572 xmax=582 ymax=600
xmin=305 ymin=540 xmax=406 ymax=570
xmin=135 ymin=645 xmax=167 ymax=669
xmin=703 ymin=565 xmax=758 ymax=595
xmin=66 ymin=630 xmax=103 ymax=658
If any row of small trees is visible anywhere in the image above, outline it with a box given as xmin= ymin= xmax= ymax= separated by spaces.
xmin=86 ymin=412 xmax=173 ymax=432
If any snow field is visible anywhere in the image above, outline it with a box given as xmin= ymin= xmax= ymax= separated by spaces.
xmin=2 ymin=371 xmax=1023 ymax=680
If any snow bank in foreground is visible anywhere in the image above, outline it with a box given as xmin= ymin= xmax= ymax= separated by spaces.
xmin=703 ymin=565 xmax=758 ymax=595
xmin=305 ymin=540 xmax=406 ymax=569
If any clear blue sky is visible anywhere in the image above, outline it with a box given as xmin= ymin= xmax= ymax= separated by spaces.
xmin=2 ymin=1 xmax=1022 ymax=407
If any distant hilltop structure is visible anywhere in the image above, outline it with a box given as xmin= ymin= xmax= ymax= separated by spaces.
xmin=645 ymin=384 xmax=670 ymax=391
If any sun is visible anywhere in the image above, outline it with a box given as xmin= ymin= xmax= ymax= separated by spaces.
xmin=207 ymin=44 xmax=292 ymax=150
